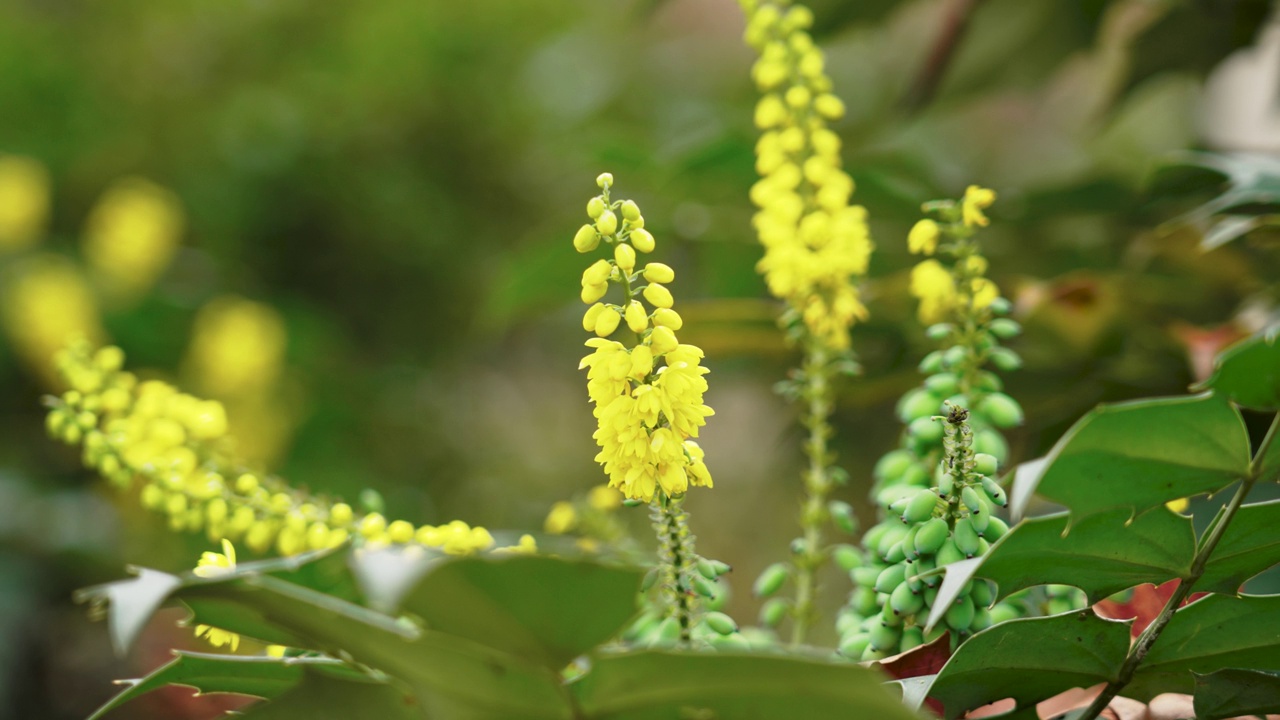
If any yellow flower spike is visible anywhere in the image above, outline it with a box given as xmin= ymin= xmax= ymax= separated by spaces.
xmin=594 ymin=308 xmax=621 ymax=338
xmin=573 ymin=224 xmax=600 ymax=253
xmin=624 ymin=301 xmax=649 ymax=334
xmin=908 ymin=219 xmax=940 ymax=255
xmin=544 ymin=501 xmax=577 ymax=534
xmin=962 ymin=185 xmax=996 ymax=227
xmin=630 ymin=228 xmax=656 ymax=253
xmin=614 ymin=242 xmax=636 ymax=273
xmin=643 ymin=283 xmax=674 ymax=309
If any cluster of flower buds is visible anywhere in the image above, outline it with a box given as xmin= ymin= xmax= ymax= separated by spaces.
xmin=46 ymin=339 xmax=530 ymax=559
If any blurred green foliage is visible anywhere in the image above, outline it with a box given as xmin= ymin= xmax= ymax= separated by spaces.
xmin=1 ymin=0 xmax=1278 ymax=717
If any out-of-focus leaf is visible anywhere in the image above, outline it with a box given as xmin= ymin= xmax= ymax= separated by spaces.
xmin=74 ymin=568 xmax=182 ymax=656
xmin=1126 ymin=594 xmax=1280 ymax=701
xmin=1195 ymin=332 xmax=1280 ymax=410
xmin=87 ymin=651 xmax=341 ymax=720
xmin=1012 ymin=393 xmax=1251 ymax=520
xmin=239 ymin=666 xmax=424 ymax=719
xmin=927 ymin=610 xmax=1131 ymax=719
xmin=571 ymin=650 xmax=925 ymax=720
xmin=1193 ymin=668 xmax=1280 ymax=719
xmin=400 ymin=555 xmax=644 ymax=670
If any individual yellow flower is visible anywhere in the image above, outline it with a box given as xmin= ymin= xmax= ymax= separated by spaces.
xmin=493 ymin=534 xmax=538 ymax=555
xmin=82 ymin=177 xmax=184 ymax=306
xmin=193 ymin=538 xmax=238 ymax=578
xmin=910 ymin=260 xmax=956 ymax=324
xmin=961 ymin=185 xmax=996 ymax=228
xmin=907 ymin=219 xmax=940 ymax=255
xmin=0 ymin=155 xmax=50 ymax=251
xmin=587 ymin=485 xmax=623 ymax=512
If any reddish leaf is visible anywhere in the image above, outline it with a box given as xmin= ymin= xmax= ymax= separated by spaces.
xmin=1092 ymin=581 xmax=1209 ymax=637
xmin=869 ymin=633 xmax=951 ymax=717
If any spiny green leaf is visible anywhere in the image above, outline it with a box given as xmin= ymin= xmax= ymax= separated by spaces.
xmin=87 ymin=651 xmax=340 ymax=720
xmin=1014 ymin=393 xmax=1250 ymax=520
xmin=571 ymin=650 xmax=925 ymax=720
xmin=928 ymin=610 xmax=1131 ymax=719
xmin=1193 ymin=668 xmax=1280 ymax=719
xmin=1126 ymin=594 xmax=1280 ymax=701
xmin=74 ymin=568 xmax=181 ymax=656
xmin=1198 ymin=498 xmax=1280 ymax=594
xmin=400 ymin=555 xmax=644 ymax=670
xmin=239 ymin=666 xmax=424 ymax=719
xmin=926 ymin=508 xmax=1195 ymax=630
xmin=1195 ymin=331 xmax=1280 ymax=411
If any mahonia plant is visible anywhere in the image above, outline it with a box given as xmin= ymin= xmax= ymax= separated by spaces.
xmin=739 ymin=0 xmax=873 ymax=646
xmin=835 ymin=188 xmax=1044 ymax=659
xmin=45 ymin=340 xmax=534 ymax=649
xmin=573 ymin=173 xmax=743 ymax=649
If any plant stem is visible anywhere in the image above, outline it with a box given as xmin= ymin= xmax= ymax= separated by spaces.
xmin=791 ymin=339 xmax=835 ymax=646
xmin=1078 ymin=475 xmax=1258 ymax=720
xmin=652 ymin=494 xmax=697 ymax=646
xmin=902 ymin=0 xmax=982 ymax=111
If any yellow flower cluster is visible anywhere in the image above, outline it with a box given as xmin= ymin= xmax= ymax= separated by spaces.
xmin=46 ymin=340 xmax=521 ymax=559
xmin=83 ymin=177 xmax=184 ymax=306
xmin=0 ymin=155 xmax=50 ymax=251
xmin=740 ymin=0 xmax=873 ymax=350
xmin=574 ymin=174 xmax=715 ymax=503
xmin=907 ymin=186 xmax=1001 ymax=324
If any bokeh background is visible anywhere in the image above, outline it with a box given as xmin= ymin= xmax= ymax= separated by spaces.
xmin=2 ymin=0 xmax=1279 ymax=717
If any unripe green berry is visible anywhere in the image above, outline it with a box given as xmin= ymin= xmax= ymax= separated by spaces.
xmin=919 ymin=351 xmax=945 ymax=373
xmin=754 ymin=563 xmax=789 ymax=597
xmin=913 ymin=517 xmax=949 ymax=556
xmin=953 ymin=517 xmax=981 ymax=558
xmin=988 ymin=347 xmax=1023 ymax=371
xmin=868 ymin=623 xmax=901 ymax=652
xmin=890 ymin=581 xmax=924 ymax=616
xmin=989 ymin=318 xmax=1021 ymax=338
xmin=874 ymin=450 xmax=916 ymax=482
xmin=874 ymin=563 xmax=908 ymax=594
xmin=833 ymin=544 xmax=863 ymax=571
xmin=936 ymin=538 xmax=964 ymax=567
xmin=946 ymin=596 xmax=976 ymax=632
xmin=897 ymin=389 xmax=943 ymax=422
xmin=902 ymin=488 xmax=939 ymax=524
xmin=850 ymin=586 xmax=878 ymax=616
xmin=704 ymin=611 xmax=737 ymax=635
xmin=908 ymin=416 xmax=943 ymax=444
xmin=900 ymin=626 xmax=925 ymax=652
xmin=979 ymin=393 xmax=1024 ymax=428
xmin=838 ymin=632 xmax=871 ymax=658
xmin=760 ymin=598 xmax=789 ymax=628
xmin=981 ymin=476 xmax=1008 ymax=508
xmin=984 ymin=516 xmax=1010 ymax=540
xmin=925 ymin=373 xmax=959 ymax=396
xmin=653 ymin=617 xmax=681 ymax=646
xmin=974 ymin=453 xmax=998 ymax=476
xmin=925 ymin=323 xmax=953 ymax=341
xmin=828 ymin=500 xmax=857 ymax=534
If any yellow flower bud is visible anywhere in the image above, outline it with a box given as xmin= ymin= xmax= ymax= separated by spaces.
xmin=652 ymin=308 xmax=683 ymax=331
xmin=235 ymin=473 xmax=259 ymax=494
xmin=908 ymin=219 xmax=940 ymax=255
xmin=307 ymin=522 xmax=331 ymax=550
xmin=649 ymin=326 xmax=679 ymax=354
xmin=587 ymin=197 xmax=605 ymax=219
xmin=277 ymin=528 xmax=304 ymax=556
xmin=245 ymin=522 xmax=273 ymax=552
xmin=643 ymin=283 xmax=674 ymax=309
xmin=625 ymin=301 xmax=648 ymax=334
xmin=629 ymin=214 xmax=645 ymax=229
xmin=620 ymin=200 xmax=641 ymax=221
xmin=544 ymin=501 xmax=576 ymax=534
xmin=581 ymin=282 xmax=608 ymax=304
xmin=270 ymin=493 xmax=292 ymax=515
xmin=360 ymin=513 xmax=387 ymax=538
xmin=329 ymin=502 xmax=353 ymax=527
xmin=94 ymin=346 xmax=125 ymax=373
xmin=388 ymin=519 xmax=415 ymax=544
xmin=582 ymin=259 xmax=612 ymax=286
xmin=572 ymin=224 xmax=599 ymax=253
xmin=642 ymin=263 xmax=675 ymax=284
xmin=784 ymin=85 xmax=811 ymax=109
xmin=140 ymin=483 xmax=164 ymax=510
xmin=754 ymin=95 xmax=787 ymax=129
xmin=583 ymin=302 xmax=607 ymax=332
xmin=596 ymin=172 xmax=613 ymax=189
xmin=206 ymin=497 xmax=228 ymax=525
xmin=630 ymin=228 xmax=656 ymax=253
xmin=594 ymin=308 xmax=621 ymax=337
xmin=614 ymin=243 xmax=636 ymax=273
xmin=596 ymin=209 xmax=618 ymax=236
xmin=814 ymin=93 xmax=845 ymax=120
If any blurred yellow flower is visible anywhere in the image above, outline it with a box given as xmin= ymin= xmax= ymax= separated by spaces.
xmin=2 ymin=256 xmax=105 ymax=384
xmin=961 ymin=185 xmax=996 ymax=228
xmin=185 ymin=296 xmax=287 ymax=396
xmin=909 ymin=259 xmax=956 ymax=324
xmin=0 ymin=155 xmax=50 ymax=251
xmin=544 ymin=501 xmax=577 ymax=534
xmin=83 ymin=177 xmax=184 ymax=306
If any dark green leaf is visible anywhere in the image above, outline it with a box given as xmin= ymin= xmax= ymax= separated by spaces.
xmin=1015 ymin=394 xmax=1250 ymax=520
xmin=401 ymin=555 xmax=644 ymax=670
xmin=1193 ymin=668 xmax=1280 ymax=719
xmin=1198 ymin=499 xmax=1280 ymax=594
xmin=239 ymin=666 xmax=423 ymax=719
xmin=928 ymin=610 xmax=1131 ymax=719
xmin=87 ymin=651 xmax=337 ymax=720
xmin=926 ymin=508 xmax=1195 ymax=629
xmin=1252 ymin=412 xmax=1280 ymax=482
xmin=1195 ymin=332 xmax=1280 ymax=411
xmin=74 ymin=568 xmax=181 ymax=656
xmin=1126 ymin=594 xmax=1280 ymax=701
xmin=572 ymin=650 xmax=924 ymax=720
